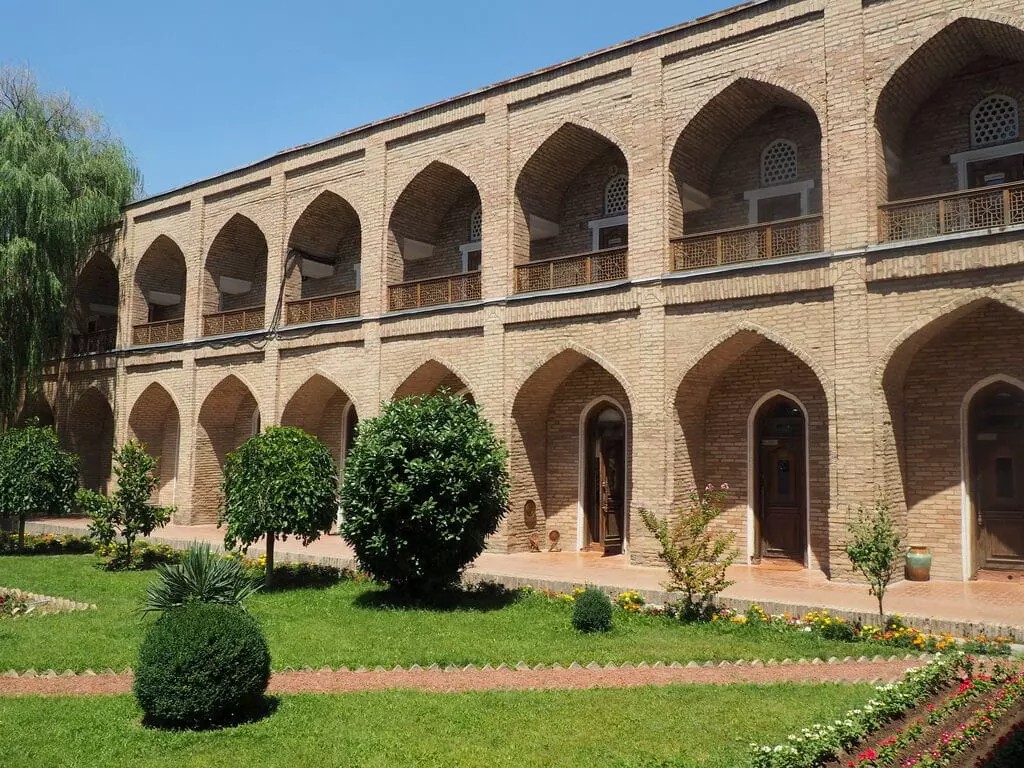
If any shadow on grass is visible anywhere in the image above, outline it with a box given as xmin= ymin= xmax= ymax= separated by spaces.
xmin=354 ymin=580 xmax=522 ymax=613
xmin=141 ymin=695 xmax=280 ymax=731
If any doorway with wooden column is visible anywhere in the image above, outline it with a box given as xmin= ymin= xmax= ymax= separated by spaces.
xmin=582 ymin=401 xmax=626 ymax=555
xmin=969 ymin=380 xmax=1024 ymax=572
xmin=753 ymin=393 xmax=807 ymax=565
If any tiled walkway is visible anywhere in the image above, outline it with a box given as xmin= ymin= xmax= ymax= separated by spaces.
xmin=25 ymin=518 xmax=1024 ymax=637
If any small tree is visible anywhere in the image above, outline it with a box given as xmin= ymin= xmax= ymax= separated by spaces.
xmin=340 ymin=392 xmax=510 ymax=595
xmin=638 ymin=484 xmax=737 ymax=621
xmin=79 ymin=441 xmax=172 ymax=570
xmin=219 ymin=426 xmax=338 ymax=590
xmin=0 ymin=421 xmax=79 ymax=548
xmin=845 ymin=498 xmax=902 ymax=623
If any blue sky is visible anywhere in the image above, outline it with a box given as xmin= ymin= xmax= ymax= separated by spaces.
xmin=2 ymin=1 xmax=731 ymax=197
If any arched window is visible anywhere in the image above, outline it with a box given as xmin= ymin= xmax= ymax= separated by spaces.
xmin=604 ymin=174 xmax=629 ymax=216
xmin=971 ymin=95 xmax=1020 ymax=148
xmin=469 ymin=206 xmax=482 ymax=242
xmin=761 ymin=139 xmax=799 ymax=187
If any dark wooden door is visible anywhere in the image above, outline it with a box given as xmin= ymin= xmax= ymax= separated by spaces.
xmin=971 ymin=383 xmax=1024 ymax=570
xmin=756 ymin=397 xmax=806 ymax=562
xmin=585 ymin=405 xmax=626 ymax=555
xmin=757 ymin=193 xmax=802 ymax=223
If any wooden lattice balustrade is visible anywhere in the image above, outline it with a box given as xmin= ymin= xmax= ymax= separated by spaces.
xmin=202 ymin=306 xmax=265 ymax=337
xmin=131 ymin=319 xmax=185 ymax=346
xmin=671 ymin=215 xmax=824 ymax=272
xmin=514 ymin=247 xmax=628 ymax=294
xmin=286 ymin=291 xmax=361 ymax=325
xmin=879 ymin=181 xmax=1024 ymax=243
xmin=388 ymin=271 xmax=481 ymax=311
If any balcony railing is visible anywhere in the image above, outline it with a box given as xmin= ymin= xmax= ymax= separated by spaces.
xmin=388 ymin=271 xmax=481 ymax=311
xmin=671 ymin=215 xmax=824 ymax=272
xmin=68 ymin=328 xmax=116 ymax=356
xmin=132 ymin=319 xmax=185 ymax=346
xmin=879 ymin=181 xmax=1024 ymax=243
xmin=514 ymin=247 xmax=628 ymax=294
xmin=285 ymin=291 xmax=360 ymax=325
xmin=202 ymin=306 xmax=265 ymax=337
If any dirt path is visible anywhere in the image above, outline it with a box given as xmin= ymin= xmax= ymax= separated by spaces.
xmin=0 ymin=659 xmax=919 ymax=697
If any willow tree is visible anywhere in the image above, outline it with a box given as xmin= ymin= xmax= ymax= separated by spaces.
xmin=0 ymin=67 xmax=139 ymax=419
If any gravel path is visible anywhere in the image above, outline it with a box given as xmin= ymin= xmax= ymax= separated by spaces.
xmin=0 ymin=659 xmax=918 ymax=697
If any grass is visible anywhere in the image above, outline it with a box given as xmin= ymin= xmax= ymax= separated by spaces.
xmin=0 ymin=684 xmax=875 ymax=767
xmin=0 ymin=554 xmax=897 ymax=672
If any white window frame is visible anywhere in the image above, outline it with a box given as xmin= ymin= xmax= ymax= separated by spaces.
xmin=587 ymin=215 xmax=628 ymax=252
xmin=352 ymin=263 xmax=361 ymax=291
xmin=459 ymin=242 xmax=482 ymax=273
xmin=742 ymin=179 xmax=815 ymax=225
xmin=949 ymin=141 xmax=1024 ymax=190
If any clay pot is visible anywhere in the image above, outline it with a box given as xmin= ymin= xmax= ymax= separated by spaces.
xmin=906 ymin=546 xmax=932 ymax=582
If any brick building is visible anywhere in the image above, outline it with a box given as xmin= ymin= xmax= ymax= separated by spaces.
xmin=22 ymin=0 xmax=1024 ymax=581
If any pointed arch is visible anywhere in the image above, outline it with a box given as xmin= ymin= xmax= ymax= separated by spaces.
xmin=510 ymin=344 xmax=634 ymax=555
xmin=879 ymin=296 xmax=1024 ymax=580
xmin=69 ymin=386 xmax=115 ymax=493
xmin=202 ymin=213 xmax=269 ymax=330
xmin=513 ymin=121 xmax=631 ymax=267
xmin=128 ymin=382 xmax=181 ymax=507
xmin=71 ymin=251 xmax=119 ymax=353
xmin=874 ymin=15 xmax=1024 ymax=204
xmin=673 ymin=326 xmax=831 ymax=572
xmin=668 ymin=75 xmax=823 ymax=241
xmin=390 ymin=358 xmax=474 ymax=404
xmin=132 ymin=234 xmax=187 ymax=344
xmin=16 ymin=389 xmax=54 ymax=428
xmin=193 ymin=374 xmax=261 ymax=524
xmin=281 ymin=373 xmax=356 ymax=469
xmin=285 ymin=191 xmax=362 ymax=310
xmin=386 ymin=161 xmax=483 ymax=307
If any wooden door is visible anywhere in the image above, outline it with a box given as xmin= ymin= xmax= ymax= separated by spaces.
xmin=585 ymin=405 xmax=626 ymax=555
xmin=971 ymin=383 xmax=1024 ymax=570
xmin=756 ymin=397 xmax=806 ymax=563
xmin=757 ymin=193 xmax=802 ymax=223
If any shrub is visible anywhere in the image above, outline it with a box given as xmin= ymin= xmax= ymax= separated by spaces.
xmin=79 ymin=441 xmax=173 ymax=570
xmin=0 ymin=421 xmax=78 ymax=548
xmin=340 ymin=392 xmax=509 ymax=594
xmin=571 ymin=586 xmax=613 ymax=633
xmin=133 ymin=602 xmax=271 ymax=729
xmin=0 ymin=531 xmax=94 ymax=555
xmin=638 ymin=483 xmax=736 ymax=621
xmin=845 ymin=498 xmax=902 ymax=623
xmin=219 ymin=427 xmax=338 ymax=590
xmin=144 ymin=542 xmax=260 ymax=614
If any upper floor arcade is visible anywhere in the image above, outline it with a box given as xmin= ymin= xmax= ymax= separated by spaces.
xmin=60 ymin=1 xmax=1024 ymax=360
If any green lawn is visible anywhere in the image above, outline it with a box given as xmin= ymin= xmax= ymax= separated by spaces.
xmin=0 ymin=554 xmax=894 ymax=672
xmin=0 ymin=684 xmax=874 ymax=767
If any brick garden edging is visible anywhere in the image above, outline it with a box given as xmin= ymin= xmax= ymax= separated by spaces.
xmin=0 ymin=655 xmax=929 ymax=697
xmin=0 ymin=587 xmax=96 ymax=615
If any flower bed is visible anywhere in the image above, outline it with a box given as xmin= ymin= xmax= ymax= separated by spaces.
xmin=750 ymin=654 xmax=1024 ymax=768
xmin=0 ymin=591 xmax=31 ymax=618
xmin=750 ymin=652 xmax=970 ymax=768
xmin=0 ymin=532 xmax=95 ymax=555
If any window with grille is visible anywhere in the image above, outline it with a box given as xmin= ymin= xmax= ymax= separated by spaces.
xmin=469 ymin=206 xmax=482 ymax=242
xmin=761 ymin=140 xmax=799 ymax=187
xmin=604 ymin=175 xmax=628 ymax=216
xmin=971 ymin=95 xmax=1020 ymax=148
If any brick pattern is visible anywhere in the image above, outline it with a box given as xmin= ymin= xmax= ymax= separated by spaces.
xmin=43 ymin=1 xmax=1024 ymax=579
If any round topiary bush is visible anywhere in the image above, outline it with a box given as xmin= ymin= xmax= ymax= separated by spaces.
xmin=571 ymin=587 xmax=613 ymax=633
xmin=340 ymin=392 xmax=510 ymax=594
xmin=133 ymin=602 xmax=271 ymax=729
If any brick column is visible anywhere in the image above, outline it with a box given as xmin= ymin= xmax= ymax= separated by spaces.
xmin=627 ymin=50 xmax=669 ymax=280
xmin=481 ymin=96 xmax=512 ymax=301
xmin=360 ymin=136 xmax=387 ymax=319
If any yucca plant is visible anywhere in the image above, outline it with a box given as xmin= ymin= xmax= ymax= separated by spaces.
xmin=143 ymin=542 xmax=260 ymax=614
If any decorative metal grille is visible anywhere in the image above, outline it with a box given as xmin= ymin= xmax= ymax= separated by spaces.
xmin=971 ymin=95 xmax=1019 ymax=147
xmin=469 ymin=206 xmax=483 ymax=242
xmin=604 ymin=174 xmax=629 ymax=216
xmin=285 ymin=291 xmax=360 ymax=325
xmin=671 ymin=215 xmax=823 ymax=271
xmin=514 ymin=248 xmax=628 ymax=293
xmin=761 ymin=139 xmax=799 ymax=187
xmin=202 ymin=307 xmax=265 ymax=337
xmin=879 ymin=182 xmax=1024 ymax=242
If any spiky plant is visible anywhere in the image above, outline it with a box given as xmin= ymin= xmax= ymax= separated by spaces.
xmin=143 ymin=542 xmax=260 ymax=614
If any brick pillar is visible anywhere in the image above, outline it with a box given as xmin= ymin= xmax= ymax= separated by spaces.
xmin=626 ymin=50 xmax=668 ymax=281
xmin=263 ymin=173 xmax=287 ymax=327
xmin=481 ymin=96 xmax=512 ymax=301
xmin=185 ymin=201 xmax=207 ymax=342
xmin=360 ymin=136 xmax=387 ymax=318
xmin=178 ymin=350 xmax=198 ymax=525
